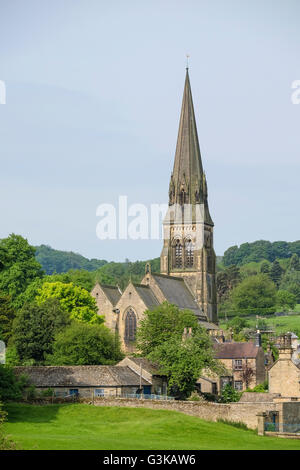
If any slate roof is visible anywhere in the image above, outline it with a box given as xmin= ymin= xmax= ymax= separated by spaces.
xmin=100 ymin=285 xmax=121 ymax=306
xmin=151 ymin=273 xmax=206 ymax=318
xmin=133 ymin=284 xmax=160 ymax=310
xmin=124 ymin=357 xmax=161 ymax=376
xmin=213 ymin=342 xmax=260 ymax=359
xmin=14 ymin=366 xmax=151 ymax=387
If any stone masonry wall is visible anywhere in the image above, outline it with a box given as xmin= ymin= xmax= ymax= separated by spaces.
xmin=91 ymin=397 xmax=279 ymax=430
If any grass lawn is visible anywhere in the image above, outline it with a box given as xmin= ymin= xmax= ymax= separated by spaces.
xmin=3 ymin=403 xmax=300 ymax=450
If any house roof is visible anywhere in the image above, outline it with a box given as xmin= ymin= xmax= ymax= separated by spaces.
xmin=14 ymin=366 xmax=151 ymax=387
xmin=133 ymin=284 xmax=160 ymax=310
xmin=100 ymin=285 xmax=121 ymax=306
xmin=151 ymin=273 xmax=205 ymax=318
xmin=124 ymin=357 xmax=161 ymax=375
xmin=213 ymin=342 xmax=260 ymax=359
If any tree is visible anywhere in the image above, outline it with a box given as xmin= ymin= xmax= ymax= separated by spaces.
xmin=0 ymin=234 xmax=44 ymax=308
xmin=46 ymin=322 xmax=123 ymax=365
xmin=136 ymin=302 xmax=199 ymax=356
xmin=230 ymin=274 xmax=277 ymax=315
xmin=226 ymin=317 xmax=249 ymax=335
xmin=148 ymin=328 xmax=224 ymax=399
xmin=289 ymin=254 xmax=300 ymax=272
xmin=280 ymin=271 xmax=300 ymax=303
xmin=35 ymin=281 xmax=101 ymax=324
xmin=276 ymin=290 xmax=297 ymax=311
xmin=0 ymin=365 xmax=28 ymax=401
xmin=137 ymin=303 xmax=225 ymax=399
xmin=239 ymin=362 xmax=255 ymax=389
xmin=260 ymin=261 xmax=270 ymax=274
xmin=12 ymin=299 xmax=70 ymax=363
xmin=269 ymin=260 xmax=284 ymax=287
xmin=217 ymin=265 xmax=241 ymax=302
xmin=0 ymin=292 xmax=15 ymax=344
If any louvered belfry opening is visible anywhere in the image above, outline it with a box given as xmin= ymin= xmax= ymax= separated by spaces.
xmin=185 ymin=239 xmax=194 ymax=267
xmin=173 ymin=239 xmax=183 ymax=268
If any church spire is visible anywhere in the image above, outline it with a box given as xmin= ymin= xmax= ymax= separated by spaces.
xmin=168 ymin=69 xmax=213 ymax=225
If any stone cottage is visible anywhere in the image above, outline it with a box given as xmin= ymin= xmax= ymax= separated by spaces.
xmin=269 ymin=333 xmax=300 ymax=397
xmin=14 ymin=364 xmax=166 ymax=398
xmin=197 ymin=337 xmax=266 ymax=394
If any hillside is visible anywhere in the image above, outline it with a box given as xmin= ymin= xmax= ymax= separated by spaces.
xmin=223 ymin=240 xmax=300 ymax=266
xmin=35 ymin=245 xmax=108 ymax=274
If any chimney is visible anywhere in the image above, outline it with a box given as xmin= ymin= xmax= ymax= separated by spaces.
xmin=278 ymin=333 xmax=293 ymax=360
xmin=255 ymin=330 xmax=262 ymax=348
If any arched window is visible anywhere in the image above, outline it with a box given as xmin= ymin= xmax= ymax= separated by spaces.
xmin=173 ymin=239 xmax=183 ymax=268
xmin=125 ymin=308 xmax=137 ymax=343
xmin=185 ymin=239 xmax=194 ymax=267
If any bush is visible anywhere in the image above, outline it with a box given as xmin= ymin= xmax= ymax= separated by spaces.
xmin=187 ymin=391 xmax=206 ymax=402
xmin=0 ymin=365 xmax=28 ymax=401
xmin=0 ymin=402 xmax=16 ymax=450
xmin=245 ymin=380 xmax=268 ymax=393
xmin=219 ymin=384 xmax=241 ymax=403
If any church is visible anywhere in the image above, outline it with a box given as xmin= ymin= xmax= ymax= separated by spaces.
xmin=91 ymin=68 xmax=218 ymax=351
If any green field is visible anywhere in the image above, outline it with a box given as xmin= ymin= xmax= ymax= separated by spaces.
xmin=3 ymin=403 xmax=300 ymax=450
xmin=220 ymin=312 xmax=300 ymax=335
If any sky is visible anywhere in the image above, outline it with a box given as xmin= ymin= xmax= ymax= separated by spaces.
xmin=0 ymin=0 xmax=299 ymax=262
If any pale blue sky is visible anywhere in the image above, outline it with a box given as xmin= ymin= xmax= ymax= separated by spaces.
xmin=0 ymin=0 xmax=299 ymax=261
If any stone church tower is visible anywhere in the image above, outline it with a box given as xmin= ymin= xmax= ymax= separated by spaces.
xmin=160 ymin=68 xmax=217 ymax=324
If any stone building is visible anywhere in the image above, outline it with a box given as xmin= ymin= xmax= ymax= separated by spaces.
xmin=198 ymin=338 xmax=266 ymax=394
xmin=14 ymin=364 xmax=166 ymax=398
xmin=91 ymin=68 xmax=218 ymax=351
xmin=268 ymin=333 xmax=300 ymax=397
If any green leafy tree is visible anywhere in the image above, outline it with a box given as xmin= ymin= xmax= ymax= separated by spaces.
xmin=269 ymin=260 xmax=284 ymax=287
xmin=36 ymin=281 xmax=101 ymax=324
xmin=46 ymin=322 xmax=123 ymax=365
xmin=260 ymin=261 xmax=270 ymax=274
xmin=0 ymin=292 xmax=15 ymax=343
xmin=12 ymin=299 xmax=71 ymax=363
xmin=280 ymin=271 xmax=300 ymax=303
xmin=148 ymin=328 xmax=224 ymax=399
xmin=136 ymin=302 xmax=199 ymax=356
xmin=0 ymin=234 xmax=44 ymax=308
xmin=226 ymin=317 xmax=249 ymax=335
xmin=0 ymin=365 xmax=28 ymax=401
xmin=230 ymin=274 xmax=277 ymax=315
xmin=276 ymin=290 xmax=297 ymax=311
xmin=289 ymin=254 xmax=300 ymax=272
xmin=216 ymin=265 xmax=241 ymax=303
xmin=137 ymin=303 xmax=224 ymax=399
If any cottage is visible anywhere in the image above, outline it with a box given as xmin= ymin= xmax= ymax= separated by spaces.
xmin=14 ymin=365 xmax=155 ymax=398
xmin=197 ymin=337 xmax=266 ymax=394
xmin=268 ymin=334 xmax=300 ymax=398
xmin=117 ymin=357 xmax=168 ymax=396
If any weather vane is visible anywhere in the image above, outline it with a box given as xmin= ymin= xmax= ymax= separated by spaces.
xmin=186 ymin=54 xmax=190 ymax=69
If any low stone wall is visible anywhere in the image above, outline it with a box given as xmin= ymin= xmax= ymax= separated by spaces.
xmin=91 ymin=397 xmax=278 ymax=430
xmin=239 ymin=392 xmax=280 ymax=403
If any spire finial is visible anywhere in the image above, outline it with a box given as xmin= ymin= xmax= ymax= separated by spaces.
xmin=186 ymin=54 xmax=190 ymax=70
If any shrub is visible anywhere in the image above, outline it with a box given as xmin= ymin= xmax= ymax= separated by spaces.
xmin=0 ymin=365 xmax=28 ymax=401
xmin=0 ymin=403 xmax=16 ymax=450
xmin=219 ymin=384 xmax=241 ymax=403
